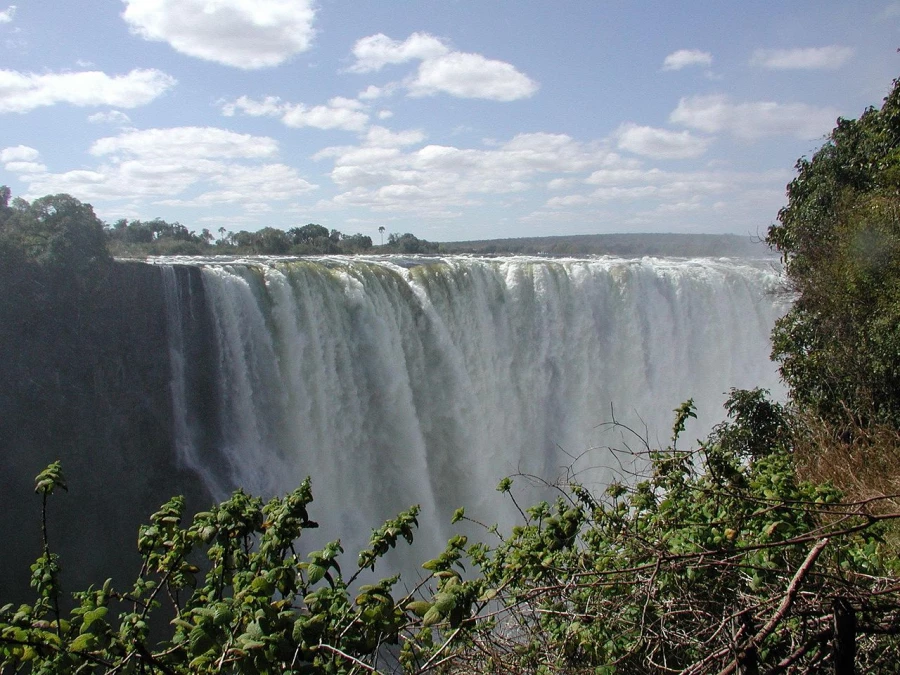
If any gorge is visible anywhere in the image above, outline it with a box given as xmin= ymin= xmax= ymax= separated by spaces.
xmin=1 ymin=254 xmax=787 ymax=596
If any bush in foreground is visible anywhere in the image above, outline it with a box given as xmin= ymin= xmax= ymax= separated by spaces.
xmin=3 ymin=392 xmax=900 ymax=673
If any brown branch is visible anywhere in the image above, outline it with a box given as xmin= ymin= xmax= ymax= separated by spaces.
xmin=708 ymin=539 xmax=830 ymax=675
xmin=316 ymin=642 xmax=383 ymax=673
xmin=763 ymin=626 xmax=832 ymax=675
xmin=748 ymin=538 xmax=829 ymax=649
xmin=418 ymin=627 xmax=463 ymax=673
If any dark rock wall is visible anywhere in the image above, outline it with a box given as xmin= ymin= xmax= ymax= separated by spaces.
xmin=0 ymin=260 xmax=213 ymax=603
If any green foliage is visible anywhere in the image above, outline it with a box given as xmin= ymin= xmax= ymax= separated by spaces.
xmin=7 ymin=393 xmax=900 ymax=673
xmin=0 ymin=469 xmax=435 ymax=674
xmin=106 ymin=217 xmax=378 ymax=256
xmin=386 ymin=233 xmax=439 ymax=254
xmin=671 ymin=397 xmax=696 ymax=447
xmin=443 ymin=391 xmax=900 ymax=673
xmin=33 ymin=462 xmax=67 ymax=497
xmin=0 ymin=192 xmax=110 ymax=276
xmin=767 ymin=78 xmax=900 ymax=426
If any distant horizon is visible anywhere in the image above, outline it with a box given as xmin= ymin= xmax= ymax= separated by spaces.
xmin=441 ymin=230 xmax=766 ymax=243
xmin=2 ymin=1 xmax=897 ymax=240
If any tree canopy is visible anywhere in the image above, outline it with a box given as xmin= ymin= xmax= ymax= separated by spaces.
xmin=768 ymin=78 xmax=900 ymax=427
xmin=0 ymin=192 xmax=110 ymax=276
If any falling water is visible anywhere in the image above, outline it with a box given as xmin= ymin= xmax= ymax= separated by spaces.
xmin=156 ymin=255 xmax=787 ymax=563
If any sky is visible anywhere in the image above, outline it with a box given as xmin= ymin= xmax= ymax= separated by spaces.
xmin=1 ymin=1 xmax=898 ymax=242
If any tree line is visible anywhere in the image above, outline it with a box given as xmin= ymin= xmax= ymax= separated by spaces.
xmin=0 ymin=187 xmax=439 ymax=261
xmin=105 ymin=217 xmax=439 ymax=256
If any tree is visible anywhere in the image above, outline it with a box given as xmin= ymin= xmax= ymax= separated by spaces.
xmin=232 ymin=230 xmax=257 ymax=249
xmin=387 ymin=233 xmax=438 ymax=254
xmin=767 ymin=78 xmax=900 ymax=427
xmin=288 ymin=223 xmax=329 ymax=245
xmin=253 ymin=227 xmax=291 ymax=254
xmin=339 ymin=233 xmax=373 ymax=253
xmin=0 ymin=193 xmax=109 ymax=274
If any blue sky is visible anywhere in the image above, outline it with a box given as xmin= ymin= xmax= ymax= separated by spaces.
xmin=1 ymin=1 xmax=898 ymax=242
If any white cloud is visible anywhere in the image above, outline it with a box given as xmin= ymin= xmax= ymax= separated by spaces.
xmin=670 ymin=94 xmax=839 ymax=140
xmin=409 ymin=52 xmax=538 ymax=101
xmin=357 ymin=83 xmax=398 ymax=100
xmin=1 ymin=144 xmax=39 ymax=162
xmin=221 ymin=95 xmax=284 ymax=117
xmin=585 ymin=168 xmax=664 ymax=184
xmin=348 ymin=32 xmax=449 ymax=73
xmin=122 ymin=0 xmax=316 ymax=69
xmin=544 ymin=194 xmax=592 ymax=208
xmin=377 ymin=110 xmax=393 ymax=120
xmin=222 ymin=95 xmax=370 ymax=131
xmin=0 ymin=5 xmax=15 ymax=23
xmin=662 ymin=49 xmax=713 ymax=71
xmin=1 ymin=144 xmax=47 ymax=174
xmin=615 ymin=123 xmax=710 ymax=159
xmin=157 ymin=163 xmax=316 ymax=206
xmin=4 ymin=160 xmax=46 ymax=173
xmin=16 ymin=126 xmax=316 ymax=210
xmin=750 ymin=46 xmax=854 ymax=70
xmin=349 ymin=32 xmax=538 ymax=101
xmin=541 ymin=165 xmax=790 ymax=229
xmin=547 ymin=177 xmax=579 ymax=190
xmin=358 ymin=85 xmax=385 ymax=100
xmin=90 ymin=126 xmax=278 ymax=159
xmin=282 ymin=97 xmax=368 ymax=131
xmin=0 ymin=68 xmax=175 ymax=113
xmin=364 ymin=126 xmax=426 ymax=147
xmin=312 ymin=132 xmax=619 ymax=215
xmin=87 ymin=110 xmax=133 ymax=126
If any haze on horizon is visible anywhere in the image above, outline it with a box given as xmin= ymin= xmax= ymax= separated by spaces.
xmin=0 ymin=1 xmax=897 ymax=242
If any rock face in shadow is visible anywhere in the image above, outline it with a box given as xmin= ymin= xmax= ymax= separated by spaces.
xmin=0 ymin=260 xmax=212 ymax=604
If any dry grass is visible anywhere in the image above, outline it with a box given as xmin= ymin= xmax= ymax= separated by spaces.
xmin=793 ymin=411 xmax=900 ymax=513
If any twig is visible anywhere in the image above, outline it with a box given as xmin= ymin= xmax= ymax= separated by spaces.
xmin=418 ymin=627 xmax=462 ymax=673
xmin=747 ymin=538 xmax=829 ymax=649
xmin=316 ymin=642 xmax=382 ymax=673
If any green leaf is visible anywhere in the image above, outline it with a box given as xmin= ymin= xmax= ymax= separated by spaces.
xmin=422 ymin=606 xmax=442 ymax=627
xmin=432 ymin=592 xmax=455 ymax=615
xmin=34 ymin=462 xmax=67 ymax=495
xmin=69 ymin=632 xmax=95 ymax=652
xmin=307 ymin=564 xmax=326 ymax=584
xmin=81 ymin=606 xmax=108 ymax=632
xmin=478 ymin=588 xmax=498 ymax=602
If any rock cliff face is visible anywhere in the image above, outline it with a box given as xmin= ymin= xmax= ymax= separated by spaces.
xmin=0 ymin=260 xmax=211 ymax=603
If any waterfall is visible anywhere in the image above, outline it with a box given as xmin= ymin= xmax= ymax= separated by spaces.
xmin=157 ymin=255 xmax=787 ymax=563
xmin=161 ymin=265 xmax=192 ymax=469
